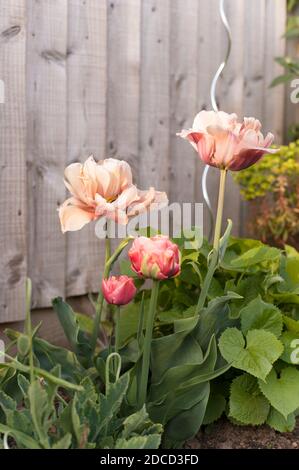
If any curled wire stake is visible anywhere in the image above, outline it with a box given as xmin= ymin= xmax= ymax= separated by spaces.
xmin=105 ymin=352 xmax=122 ymax=395
xmin=3 ymin=432 xmax=10 ymax=450
xmin=202 ymin=0 xmax=232 ymax=241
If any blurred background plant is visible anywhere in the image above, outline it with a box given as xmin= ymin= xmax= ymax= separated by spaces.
xmin=234 ymin=141 xmax=299 ymax=249
xmin=271 ymin=0 xmax=299 ymax=140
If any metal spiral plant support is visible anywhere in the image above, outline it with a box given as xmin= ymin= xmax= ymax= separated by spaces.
xmin=202 ymin=0 xmax=232 ymax=241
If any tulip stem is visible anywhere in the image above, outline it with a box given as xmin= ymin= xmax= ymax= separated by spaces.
xmin=90 ymin=236 xmax=133 ymax=357
xmin=195 ymin=169 xmax=227 ymax=315
xmin=114 ymin=306 xmax=121 ymax=355
xmin=138 ymin=280 xmax=159 ymax=409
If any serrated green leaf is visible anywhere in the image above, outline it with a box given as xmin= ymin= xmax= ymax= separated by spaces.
xmin=219 ymin=328 xmax=283 ymax=380
xmin=17 ymin=374 xmax=30 ymax=400
xmin=17 ymin=334 xmax=30 ymax=356
xmin=96 ymin=374 xmax=130 ymax=439
xmin=0 ymin=423 xmax=41 ymax=449
xmin=28 ymin=380 xmax=52 ymax=449
xmin=115 ymin=434 xmax=161 ymax=449
xmin=52 ymin=433 xmax=72 ymax=449
xmin=267 ymin=408 xmax=296 ymax=433
xmin=258 ymin=367 xmax=299 ymax=418
xmin=0 ymin=390 xmax=17 ymax=412
xmin=229 ymin=374 xmax=270 ymax=425
xmin=240 ymin=296 xmax=283 ymax=337
xmin=121 ymin=406 xmax=148 ymax=439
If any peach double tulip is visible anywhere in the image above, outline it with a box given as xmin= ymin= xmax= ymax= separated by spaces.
xmin=177 ymin=110 xmax=277 ymax=171
xmin=102 ymin=275 xmax=137 ymax=306
xmin=59 ymin=157 xmax=168 ymax=233
xmin=128 ymin=235 xmax=181 ymax=280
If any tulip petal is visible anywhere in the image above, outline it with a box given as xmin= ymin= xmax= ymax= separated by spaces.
xmin=59 ymin=198 xmax=95 ymax=233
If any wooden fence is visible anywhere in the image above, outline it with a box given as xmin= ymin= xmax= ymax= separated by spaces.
xmin=0 ymin=0 xmax=287 ymax=323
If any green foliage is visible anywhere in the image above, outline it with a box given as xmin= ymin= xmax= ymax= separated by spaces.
xmin=258 ymin=367 xmax=299 ymax=419
xmin=219 ymin=328 xmax=283 ymax=381
xmin=234 ymin=141 xmax=299 ymax=247
xmin=1 ymin=234 xmax=299 ymax=446
xmin=229 ymin=374 xmax=270 ymax=425
xmin=0 ymin=373 xmax=162 ymax=449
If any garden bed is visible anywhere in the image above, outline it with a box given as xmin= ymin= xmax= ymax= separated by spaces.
xmin=186 ymin=418 xmax=299 ymax=450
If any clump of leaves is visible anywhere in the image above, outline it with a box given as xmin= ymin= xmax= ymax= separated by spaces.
xmin=234 ymin=141 xmax=299 ymax=248
xmin=0 ymin=372 xmax=162 ymax=449
xmin=119 ymin=235 xmax=299 ymax=433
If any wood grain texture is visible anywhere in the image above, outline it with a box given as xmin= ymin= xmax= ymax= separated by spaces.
xmin=262 ymin=0 xmax=286 ymax=144
xmin=0 ymin=0 xmax=289 ymax=323
xmin=138 ymin=0 xmax=170 ymax=193
xmin=284 ymin=19 xmax=299 ymax=141
xmin=26 ymin=0 xmax=68 ymax=307
xmin=0 ymin=0 xmax=27 ymax=322
xmin=106 ymin=0 xmax=141 ymax=180
xmin=169 ymin=0 xmax=198 ymax=205
xmin=66 ymin=0 xmax=107 ymax=297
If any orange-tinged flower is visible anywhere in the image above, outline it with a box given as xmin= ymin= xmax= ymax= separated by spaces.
xmin=128 ymin=235 xmax=181 ymax=280
xmin=59 ymin=157 xmax=168 ymax=232
xmin=177 ymin=110 xmax=277 ymax=171
xmin=102 ymin=275 xmax=137 ymax=306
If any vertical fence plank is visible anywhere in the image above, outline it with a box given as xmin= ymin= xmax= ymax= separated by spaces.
xmin=26 ymin=0 xmax=68 ymax=307
xmin=169 ymin=0 xmax=198 ymax=205
xmin=0 ymin=0 xmax=27 ymax=322
xmin=243 ymin=0 xmax=266 ymax=120
xmin=107 ymin=0 xmax=141 ymax=180
xmin=262 ymin=0 xmax=287 ymax=144
xmin=138 ymin=0 xmax=170 ymax=193
xmin=220 ymin=0 xmax=246 ymax=236
xmin=66 ymin=0 xmax=107 ymax=297
xmin=284 ymin=4 xmax=299 ymax=141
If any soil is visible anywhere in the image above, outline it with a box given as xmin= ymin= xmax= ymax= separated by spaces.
xmin=185 ymin=418 xmax=299 ymax=450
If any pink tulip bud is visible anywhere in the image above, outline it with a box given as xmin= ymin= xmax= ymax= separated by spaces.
xmin=102 ymin=275 xmax=137 ymax=306
xmin=128 ymin=235 xmax=181 ymax=281
xmin=177 ymin=110 xmax=277 ymax=171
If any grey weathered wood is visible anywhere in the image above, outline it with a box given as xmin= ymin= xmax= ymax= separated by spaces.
xmin=169 ymin=0 xmax=198 ymax=205
xmin=0 ymin=0 xmax=27 ymax=322
xmin=284 ymin=4 xmax=299 ymax=141
xmin=0 ymin=0 xmax=290 ymax=323
xmin=139 ymin=0 xmax=170 ymax=193
xmin=66 ymin=0 xmax=107 ymax=297
xmin=107 ymin=0 xmax=141 ymax=180
xmin=262 ymin=0 xmax=286 ymax=144
xmin=26 ymin=0 xmax=68 ymax=307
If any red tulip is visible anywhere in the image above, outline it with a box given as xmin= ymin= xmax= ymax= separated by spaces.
xmin=177 ymin=110 xmax=277 ymax=171
xmin=128 ymin=235 xmax=181 ymax=280
xmin=102 ymin=275 xmax=137 ymax=306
